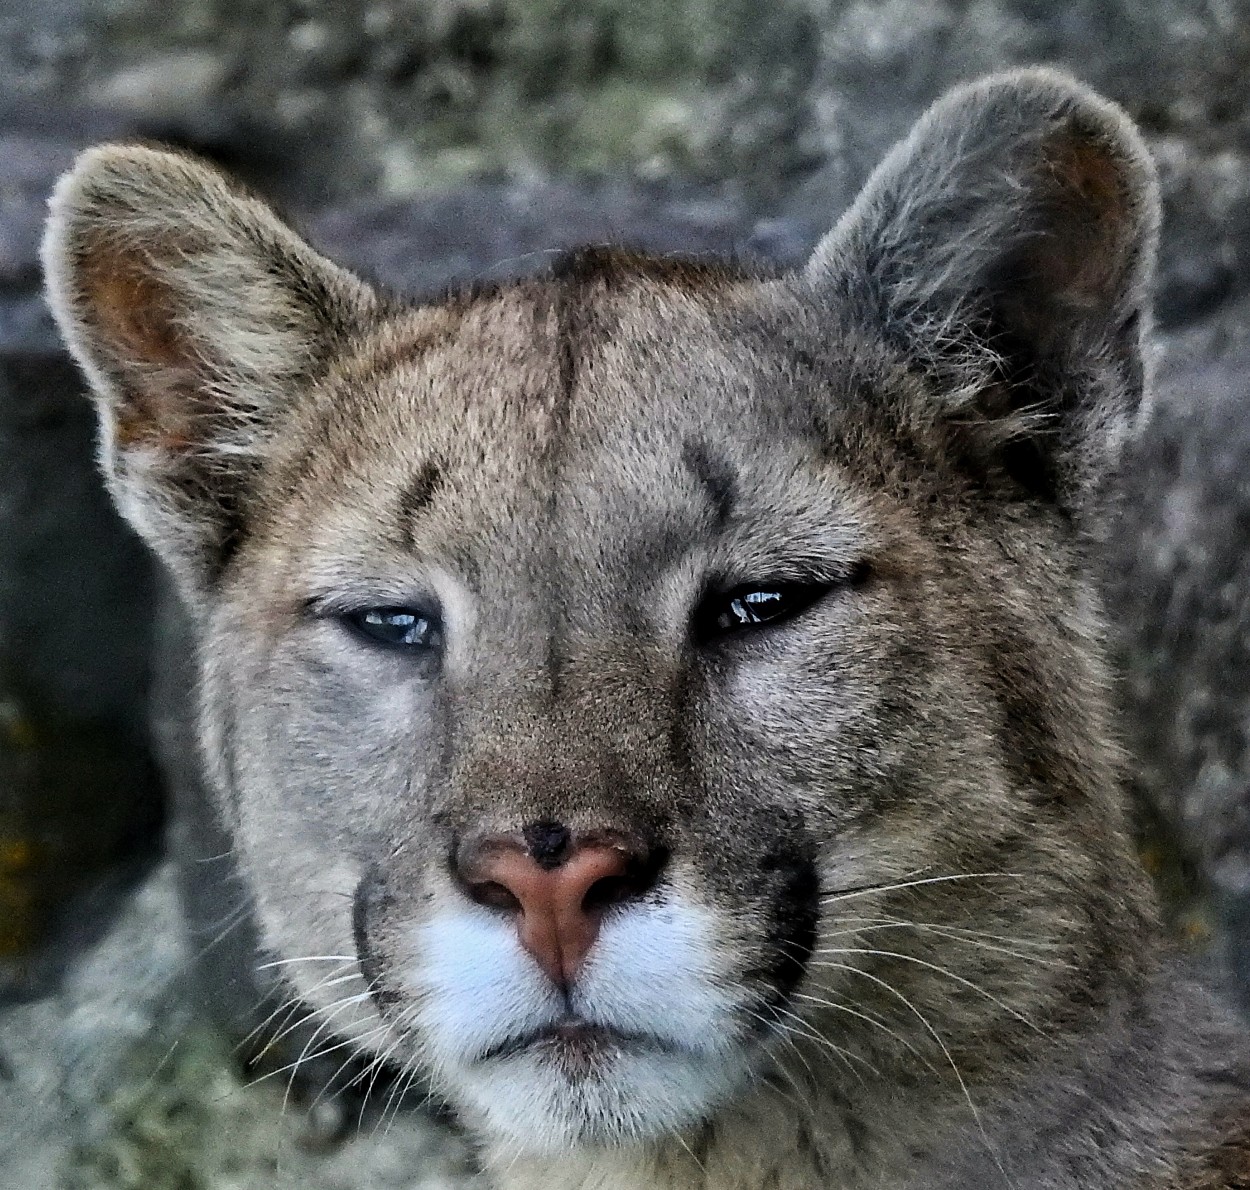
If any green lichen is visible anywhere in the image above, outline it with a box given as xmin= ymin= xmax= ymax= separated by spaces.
xmin=67 ymin=1029 xmax=293 ymax=1190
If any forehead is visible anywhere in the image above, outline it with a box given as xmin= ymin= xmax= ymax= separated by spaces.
xmin=257 ymin=253 xmax=879 ymax=591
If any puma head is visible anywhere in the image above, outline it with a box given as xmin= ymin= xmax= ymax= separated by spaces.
xmin=44 ymin=69 xmax=1160 ymax=1157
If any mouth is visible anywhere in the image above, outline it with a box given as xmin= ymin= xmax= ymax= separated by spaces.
xmin=476 ymin=1019 xmax=672 ymax=1069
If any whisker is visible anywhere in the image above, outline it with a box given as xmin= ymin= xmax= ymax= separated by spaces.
xmin=353 ymin=1028 xmax=411 ymax=1136
xmin=746 ymin=1007 xmax=834 ymax=1124
xmin=767 ymin=1002 xmax=876 ymax=1083
xmin=817 ymin=921 xmax=1073 ymax=968
xmin=823 ymin=913 xmax=1067 ymax=948
xmin=756 ymin=1007 xmax=819 ymax=1080
xmin=256 ymin=975 xmax=368 ymax=1055
xmin=255 ymin=954 xmax=358 ymax=971
xmin=235 ymin=960 xmax=358 ymax=1058
xmin=672 ymin=1129 xmax=708 ymax=1178
xmin=193 ymin=847 xmax=237 ymax=863
xmin=241 ymin=994 xmax=375 ymax=1093
xmin=281 ymin=997 xmax=377 ymax=1126
xmin=379 ymin=1053 xmax=427 ymax=1137
xmin=812 ymin=948 xmax=1045 ymax=1035
xmin=374 ymin=1042 xmax=419 ymax=1139
xmin=792 ymin=990 xmax=938 ymax=1075
xmin=310 ymin=1023 xmax=391 ymax=1112
xmin=820 ymin=872 xmax=1031 ymax=904
xmin=820 ymin=960 xmax=1009 ymax=1184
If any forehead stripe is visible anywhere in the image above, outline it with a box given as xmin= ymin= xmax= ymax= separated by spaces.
xmin=682 ymin=438 xmax=737 ymax=529
xmin=398 ymin=461 xmax=444 ymax=547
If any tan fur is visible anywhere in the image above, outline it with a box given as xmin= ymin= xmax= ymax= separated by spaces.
xmin=41 ymin=70 xmax=1250 ymax=1189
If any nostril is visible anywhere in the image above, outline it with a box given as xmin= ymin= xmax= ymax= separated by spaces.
xmin=581 ymin=874 xmax=633 ymax=913
xmin=468 ymin=879 xmax=523 ymax=913
xmin=580 ymin=846 xmax=669 ymax=913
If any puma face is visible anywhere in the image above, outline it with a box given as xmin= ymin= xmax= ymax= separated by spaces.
xmin=44 ymin=70 xmax=1160 ymax=1158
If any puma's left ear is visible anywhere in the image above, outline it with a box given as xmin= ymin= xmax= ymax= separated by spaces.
xmin=807 ymin=68 xmax=1160 ymax=507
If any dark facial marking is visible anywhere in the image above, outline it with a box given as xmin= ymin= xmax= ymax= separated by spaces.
xmin=523 ymin=820 xmax=572 ymax=870
xmin=764 ymin=848 xmax=820 ymax=1000
xmin=398 ymin=462 xmax=443 ymax=548
xmin=354 ymin=867 xmax=401 ymax=1011
xmin=682 ymin=438 xmax=738 ymax=529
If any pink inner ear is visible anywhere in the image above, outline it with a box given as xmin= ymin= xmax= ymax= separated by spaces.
xmin=81 ymin=244 xmax=184 ymax=366
xmin=1037 ymin=127 xmax=1132 ymax=304
xmin=78 ymin=241 xmax=201 ymax=450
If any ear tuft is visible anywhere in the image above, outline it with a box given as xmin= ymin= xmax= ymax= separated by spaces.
xmin=42 ymin=144 xmax=380 ymax=596
xmin=807 ymin=69 xmax=1159 ymax=508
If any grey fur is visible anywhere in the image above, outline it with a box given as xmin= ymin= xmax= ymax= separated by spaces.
xmin=41 ymin=69 xmax=1250 ymax=1189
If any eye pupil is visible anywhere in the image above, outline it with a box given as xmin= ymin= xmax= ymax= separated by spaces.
xmin=718 ymin=589 xmax=791 ymax=632
xmin=348 ymin=607 xmax=440 ymax=649
xmin=700 ymin=581 xmax=840 ymax=641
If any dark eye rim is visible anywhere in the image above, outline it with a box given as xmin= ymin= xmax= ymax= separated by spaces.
xmin=692 ymin=561 xmax=871 ymax=645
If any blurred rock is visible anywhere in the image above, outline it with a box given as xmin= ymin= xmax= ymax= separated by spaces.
xmin=304 ymin=175 xmax=797 ymax=294
xmin=0 ymin=864 xmax=190 ymax=1189
xmin=0 ymin=120 xmax=164 ymax=998
xmin=0 ymin=863 xmax=480 ymax=1190
xmin=90 ymin=50 xmax=231 ymax=119
xmin=1108 ymin=293 xmax=1250 ymax=1012
xmin=0 ymin=350 xmax=163 ymax=999
xmin=3 ymin=1 xmax=1250 ymax=325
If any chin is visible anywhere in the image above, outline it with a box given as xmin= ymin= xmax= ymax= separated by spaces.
xmin=399 ymin=896 xmax=760 ymax=1154
xmin=444 ymin=1023 xmax=752 ymax=1154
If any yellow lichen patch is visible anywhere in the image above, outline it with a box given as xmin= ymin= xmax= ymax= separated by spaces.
xmin=1138 ymin=844 xmax=1164 ymax=876
xmin=0 ymin=875 xmax=37 ymax=953
xmin=0 ymin=837 xmax=34 ymax=872
xmin=0 ymin=701 xmax=38 ymax=750
xmin=1181 ymin=915 xmax=1214 ymax=946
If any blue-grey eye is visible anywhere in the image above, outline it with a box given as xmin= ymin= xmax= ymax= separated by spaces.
xmin=344 ymin=607 xmax=441 ymax=650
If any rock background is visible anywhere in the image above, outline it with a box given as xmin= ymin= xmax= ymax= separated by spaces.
xmin=3 ymin=0 xmax=1250 ymax=1185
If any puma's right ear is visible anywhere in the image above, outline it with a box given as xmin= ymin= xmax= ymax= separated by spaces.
xmin=42 ymin=144 xmax=381 ymax=599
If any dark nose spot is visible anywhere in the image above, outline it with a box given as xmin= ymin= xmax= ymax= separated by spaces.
xmin=523 ymin=820 xmax=572 ymax=870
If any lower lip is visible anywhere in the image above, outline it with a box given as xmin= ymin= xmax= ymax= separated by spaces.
xmin=479 ymin=1022 xmax=645 ymax=1065
xmin=536 ymin=1023 xmax=629 ymax=1071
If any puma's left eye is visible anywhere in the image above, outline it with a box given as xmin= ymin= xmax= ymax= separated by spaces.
xmin=695 ymin=584 xmax=831 ymax=640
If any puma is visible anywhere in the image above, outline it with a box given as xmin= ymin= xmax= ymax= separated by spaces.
xmin=42 ymin=69 xmax=1250 ymax=1188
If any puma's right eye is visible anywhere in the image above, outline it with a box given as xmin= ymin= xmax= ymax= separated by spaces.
xmin=342 ymin=607 xmax=442 ymax=650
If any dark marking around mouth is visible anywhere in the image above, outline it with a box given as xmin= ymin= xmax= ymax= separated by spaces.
xmin=768 ymin=852 xmax=820 ymax=998
xmin=746 ymin=824 xmax=821 ymax=1021
xmin=353 ymin=867 xmax=400 ymax=1011
xmin=475 ymin=1019 xmax=680 ymax=1065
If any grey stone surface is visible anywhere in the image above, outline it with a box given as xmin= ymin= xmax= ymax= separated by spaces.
xmin=0 ymin=863 xmax=481 ymax=1190
xmin=0 ymin=347 xmax=162 ymax=1001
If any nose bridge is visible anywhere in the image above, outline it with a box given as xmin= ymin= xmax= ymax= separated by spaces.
xmin=450 ymin=712 xmax=623 ymax=835
xmin=449 ymin=646 xmax=680 ymax=834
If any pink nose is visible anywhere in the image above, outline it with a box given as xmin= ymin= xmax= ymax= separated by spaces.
xmin=458 ymin=831 xmax=648 ymax=987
